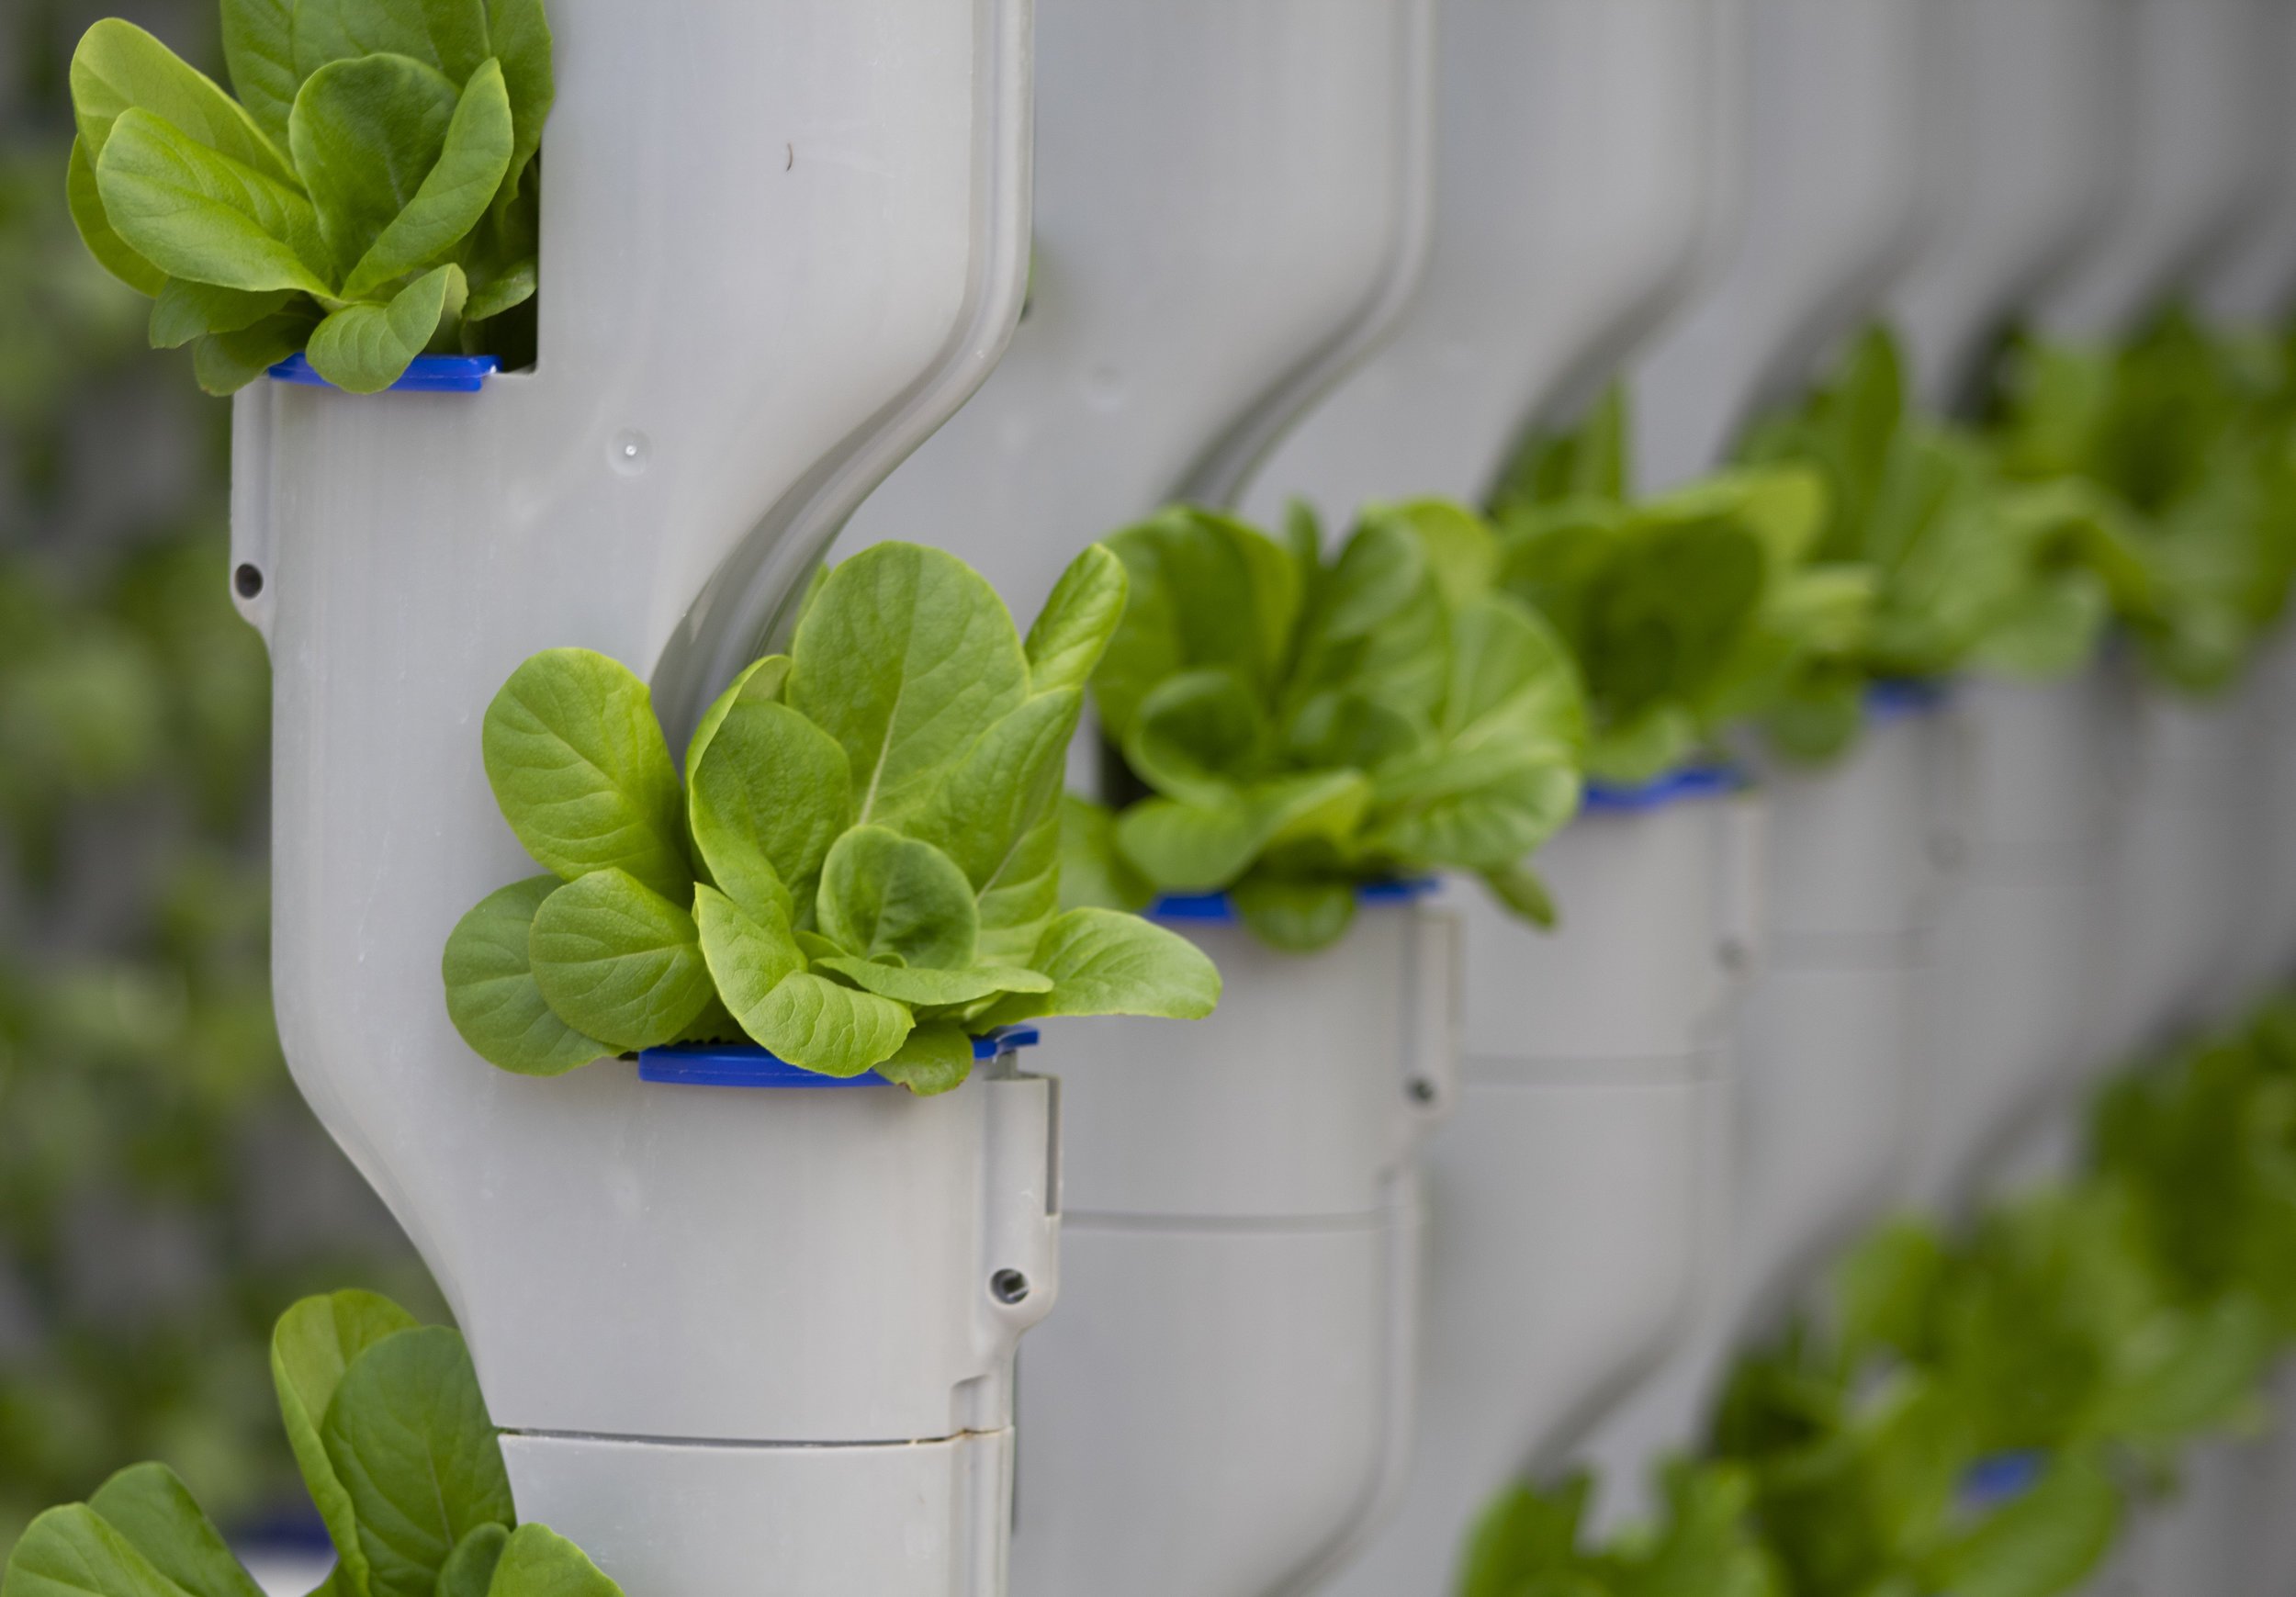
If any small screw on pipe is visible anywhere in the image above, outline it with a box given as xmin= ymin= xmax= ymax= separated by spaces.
xmin=991 ymin=1269 xmax=1030 ymax=1306
xmin=1408 ymin=1078 xmax=1439 ymax=1107
xmin=234 ymin=564 xmax=264 ymax=600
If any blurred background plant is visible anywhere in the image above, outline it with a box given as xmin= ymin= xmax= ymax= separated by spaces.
xmin=0 ymin=0 xmax=433 ymax=1558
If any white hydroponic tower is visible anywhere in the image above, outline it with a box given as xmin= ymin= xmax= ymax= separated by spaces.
xmin=231 ymin=4 xmax=1045 ymax=1592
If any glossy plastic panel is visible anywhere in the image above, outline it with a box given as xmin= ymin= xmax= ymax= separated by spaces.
xmin=2040 ymin=0 xmax=2273 ymax=337
xmin=838 ymin=0 xmax=1434 ymax=619
xmin=1632 ymin=0 xmax=1938 ymax=489
xmin=1317 ymin=794 xmax=1761 ymax=1597
xmin=1011 ymin=905 xmax=1455 ymax=1597
xmin=1238 ymin=0 xmax=1743 ymax=523
xmin=1892 ymin=0 xmax=2129 ymax=410
xmin=232 ymin=0 xmax=1033 ymax=1588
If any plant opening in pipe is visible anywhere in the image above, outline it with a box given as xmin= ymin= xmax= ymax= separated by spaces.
xmin=2 ymin=1289 xmax=626 ymax=1597
xmin=1062 ymin=502 xmax=1587 ymax=953
xmin=64 ymin=0 xmax=552 ymax=394
xmin=444 ymin=542 xmax=1221 ymax=1095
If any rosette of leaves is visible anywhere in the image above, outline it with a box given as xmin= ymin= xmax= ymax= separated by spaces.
xmin=2 ymin=1290 xmax=625 ymax=1597
xmin=443 ymin=541 xmax=1221 ymax=1096
xmin=1491 ymin=390 xmax=1869 ymax=782
xmin=1067 ymin=502 xmax=1585 ymax=953
xmin=1986 ymin=311 xmax=2296 ymax=695
xmin=1738 ymin=327 xmax=2148 ymax=755
xmin=64 ymin=0 xmax=551 ymax=395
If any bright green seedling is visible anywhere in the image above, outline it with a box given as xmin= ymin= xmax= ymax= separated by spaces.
xmin=0 ymin=1290 xmax=623 ymax=1597
xmin=1068 ymin=502 xmax=1586 ymax=954
xmin=444 ymin=542 xmax=1221 ymax=1093
xmin=65 ymin=0 xmax=551 ymax=393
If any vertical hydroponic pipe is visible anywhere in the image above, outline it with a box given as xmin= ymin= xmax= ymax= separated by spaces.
xmin=231 ymin=2 xmax=1039 ymax=1591
xmin=2023 ymin=11 xmax=2279 ymax=1591
xmin=1628 ymin=0 xmax=1941 ymax=495
xmin=1238 ymin=0 xmax=1741 ymax=521
xmin=1346 ymin=776 xmax=1765 ymax=1596
xmin=2202 ymin=0 xmax=2296 ymax=1009
xmin=1216 ymin=7 xmax=1755 ymax=1591
xmin=2035 ymin=0 xmax=2279 ymax=1075
xmin=832 ymin=6 xmax=1441 ymax=1593
xmin=1895 ymin=0 xmax=2134 ymax=1214
xmin=1009 ymin=896 xmax=1458 ymax=1597
xmin=1576 ymin=0 xmax=1942 ymax=1518
xmin=1891 ymin=0 xmax=2128 ymax=414
xmin=2215 ymin=17 xmax=2296 ymax=1550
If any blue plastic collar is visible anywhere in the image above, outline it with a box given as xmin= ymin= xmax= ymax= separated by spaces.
xmin=1960 ymin=1452 xmax=2044 ymax=1511
xmin=268 ymin=353 xmax=501 ymax=394
xmin=1581 ymin=763 xmax=1746 ymax=815
xmin=1151 ymin=877 xmax=1437 ymax=925
xmin=637 ymin=1026 xmax=1041 ymax=1089
xmin=1864 ymin=677 xmax=1954 ymax=726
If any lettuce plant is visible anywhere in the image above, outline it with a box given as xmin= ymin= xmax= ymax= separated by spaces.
xmin=1737 ymin=328 xmax=2150 ymax=760
xmin=1460 ymin=1460 xmax=1782 ymax=1597
xmin=1987 ymin=311 xmax=2296 ymax=694
xmin=1694 ymin=1001 xmax=2296 ymax=1597
xmin=65 ymin=0 xmax=551 ymax=394
xmin=444 ymin=542 xmax=1221 ymax=1095
xmin=1491 ymin=389 xmax=1872 ymax=782
xmin=2 ymin=1290 xmax=624 ymax=1597
xmin=1067 ymin=502 xmax=1585 ymax=953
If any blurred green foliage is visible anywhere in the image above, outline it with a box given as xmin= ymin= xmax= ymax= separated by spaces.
xmin=0 ymin=0 xmax=430 ymax=1558
xmin=1468 ymin=996 xmax=2296 ymax=1597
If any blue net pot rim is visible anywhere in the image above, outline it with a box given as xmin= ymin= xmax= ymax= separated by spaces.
xmin=268 ymin=353 xmax=501 ymax=394
xmin=1581 ymin=763 xmax=1747 ymax=815
xmin=1959 ymin=1450 xmax=2046 ymax=1512
xmin=1150 ymin=877 xmax=1437 ymax=924
xmin=1865 ymin=676 xmax=1955 ymax=726
xmin=636 ymin=1026 xmax=1040 ymax=1089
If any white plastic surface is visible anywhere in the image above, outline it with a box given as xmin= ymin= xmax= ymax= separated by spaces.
xmin=1632 ymin=0 xmax=1939 ymax=490
xmin=2039 ymin=0 xmax=2274 ymax=339
xmin=1237 ymin=0 xmax=1742 ymax=523
xmin=231 ymin=2 xmax=1037 ymax=1591
xmin=2235 ymin=629 xmax=2296 ymax=995
xmin=2200 ymin=0 xmax=2296 ymax=323
xmin=2077 ymin=1442 xmax=2251 ymax=1597
xmin=1317 ymin=793 xmax=1762 ymax=1597
xmin=503 ymin=1431 xmax=1015 ymax=1597
xmin=1916 ymin=670 xmax=2118 ymax=1209
xmin=2237 ymin=1363 xmax=2296 ymax=1597
xmin=1012 ymin=904 xmax=1455 ymax=1597
xmin=1891 ymin=0 xmax=2129 ymax=410
xmin=1580 ymin=714 xmax=1947 ymax=1525
xmin=838 ymin=0 xmax=1434 ymax=619
xmin=1730 ymin=713 xmax=1943 ymax=1321
xmin=2092 ymin=672 xmax=2257 ymax=1065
